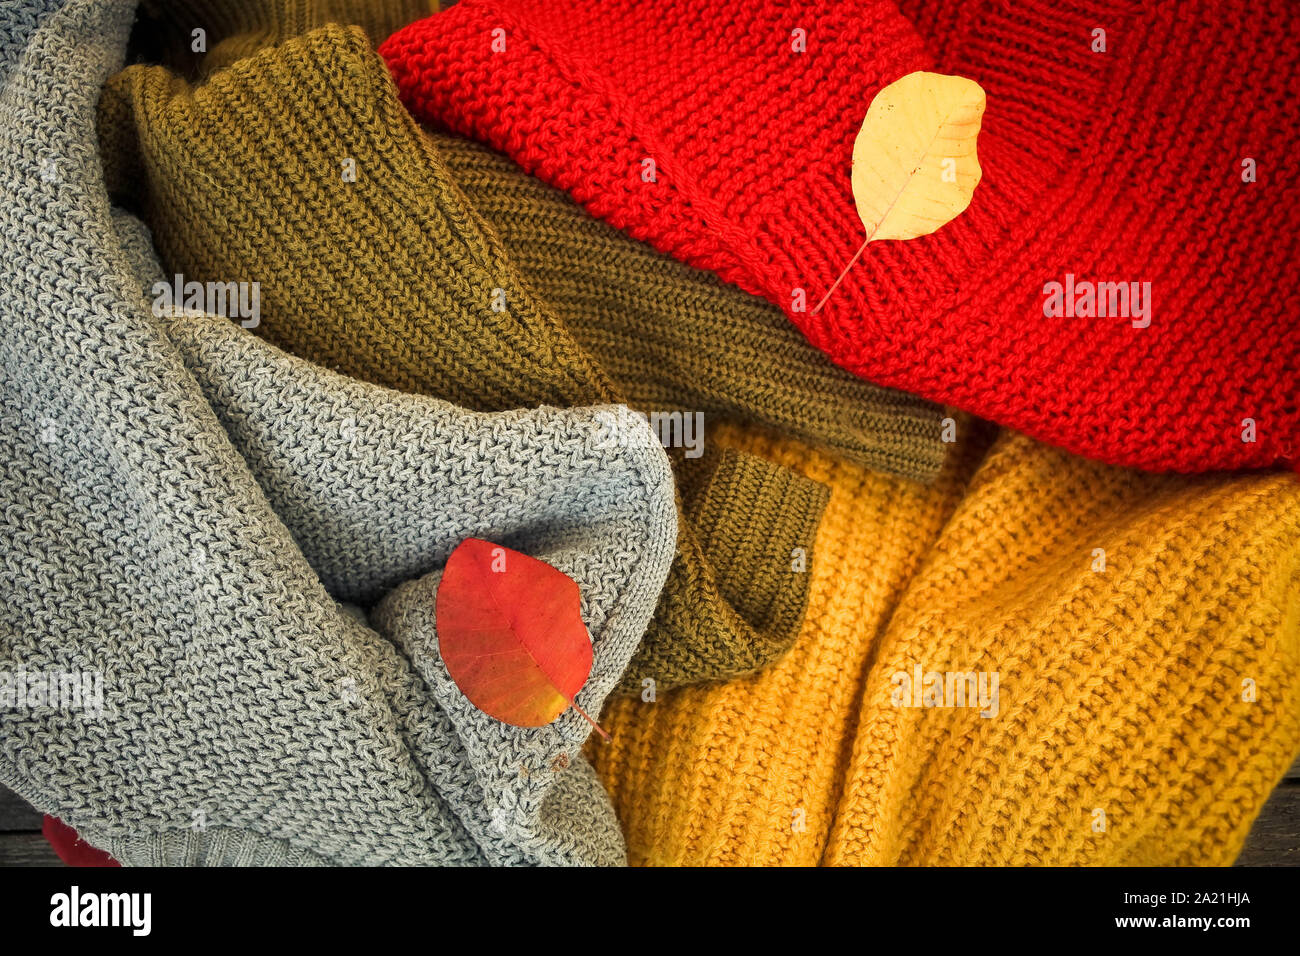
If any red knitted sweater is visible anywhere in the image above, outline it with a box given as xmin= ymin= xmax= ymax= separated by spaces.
xmin=381 ymin=0 xmax=1298 ymax=473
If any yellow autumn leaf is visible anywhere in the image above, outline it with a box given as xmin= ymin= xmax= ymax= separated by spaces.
xmin=851 ymin=71 xmax=985 ymax=241
xmin=814 ymin=72 xmax=985 ymax=314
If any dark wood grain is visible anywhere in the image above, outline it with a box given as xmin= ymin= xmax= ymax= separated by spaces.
xmin=1236 ymin=782 xmax=1300 ymax=866
xmin=0 ymin=785 xmax=43 ymax=832
xmin=0 ymin=832 xmax=63 ymax=866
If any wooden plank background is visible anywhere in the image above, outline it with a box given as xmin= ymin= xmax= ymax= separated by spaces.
xmin=3 ymin=759 xmax=1298 ymax=866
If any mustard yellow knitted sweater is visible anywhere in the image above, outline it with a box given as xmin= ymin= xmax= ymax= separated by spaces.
xmin=590 ymin=424 xmax=1300 ymax=865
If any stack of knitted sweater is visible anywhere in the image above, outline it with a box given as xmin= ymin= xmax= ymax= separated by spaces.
xmin=1 ymin=0 xmax=1296 ymax=866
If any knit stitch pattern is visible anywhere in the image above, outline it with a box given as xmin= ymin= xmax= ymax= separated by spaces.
xmin=0 ymin=0 xmax=676 ymax=865
xmin=98 ymin=19 xmax=840 ymax=691
xmin=440 ymin=136 xmax=945 ymax=481
xmin=590 ymin=424 xmax=1300 ymax=865
xmin=128 ymin=0 xmax=942 ymax=487
xmin=382 ymin=0 xmax=1300 ymax=474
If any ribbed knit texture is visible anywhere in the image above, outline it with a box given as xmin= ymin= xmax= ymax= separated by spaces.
xmin=120 ymin=0 xmax=947 ymax=481
xmin=589 ymin=423 xmax=1300 ymax=866
xmin=382 ymin=0 xmax=1300 ymax=475
xmin=1 ymin=0 xmax=678 ymax=865
xmin=440 ymin=137 xmax=945 ymax=482
xmin=98 ymin=21 xmax=837 ymax=693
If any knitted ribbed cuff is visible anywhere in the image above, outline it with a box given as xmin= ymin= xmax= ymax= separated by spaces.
xmin=681 ymin=445 xmax=830 ymax=641
xmin=615 ymin=444 xmax=829 ymax=695
xmin=96 ymin=826 xmax=332 ymax=866
xmin=440 ymin=136 xmax=949 ymax=483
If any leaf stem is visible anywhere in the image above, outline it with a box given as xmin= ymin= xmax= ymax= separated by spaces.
xmin=570 ymin=700 xmax=612 ymax=742
xmin=812 ymin=232 xmax=873 ymax=315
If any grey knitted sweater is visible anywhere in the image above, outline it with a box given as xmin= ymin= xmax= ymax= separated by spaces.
xmin=0 ymin=0 xmax=677 ymax=865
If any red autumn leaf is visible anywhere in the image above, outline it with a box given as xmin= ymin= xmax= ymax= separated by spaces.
xmin=436 ymin=538 xmax=608 ymax=740
xmin=42 ymin=816 xmax=120 ymax=867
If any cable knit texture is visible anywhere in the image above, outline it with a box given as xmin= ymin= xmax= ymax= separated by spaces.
xmin=589 ymin=422 xmax=1300 ymax=865
xmin=382 ymin=0 xmax=1300 ymax=474
xmin=0 ymin=0 xmax=677 ymax=865
xmin=98 ymin=18 xmax=837 ymax=692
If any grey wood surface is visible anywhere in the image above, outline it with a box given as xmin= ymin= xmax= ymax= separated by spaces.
xmin=1236 ymin=781 xmax=1300 ymax=867
xmin=0 ymin=832 xmax=62 ymax=866
xmin=0 ymin=785 xmax=44 ymax=832
xmin=3 ymin=758 xmax=1298 ymax=865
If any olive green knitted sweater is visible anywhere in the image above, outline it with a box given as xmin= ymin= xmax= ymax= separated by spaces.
xmin=99 ymin=14 xmax=875 ymax=693
xmin=117 ymin=0 xmax=945 ymax=483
